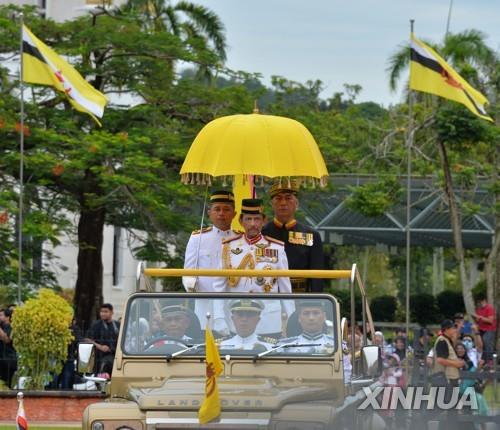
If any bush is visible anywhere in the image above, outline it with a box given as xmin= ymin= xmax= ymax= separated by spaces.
xmin=370 ymin=295 xmax=398 ymax=322
xmin=436 ymin=290 xmax=465 ymax=319
xmin=12 ymin=289 xmax=73 ymax=389
xmin=410 ymin=293 xmax=441 ymax=325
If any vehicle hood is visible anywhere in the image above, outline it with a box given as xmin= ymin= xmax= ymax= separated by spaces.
xmin=129 ymin=376 xmax=339 ymax=411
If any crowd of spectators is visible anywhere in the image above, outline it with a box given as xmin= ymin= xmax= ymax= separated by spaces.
xmin=365 ymin=293 xmax=497 ymax=428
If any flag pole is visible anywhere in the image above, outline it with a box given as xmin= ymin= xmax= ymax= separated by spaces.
xmin=445 ymin=0 xmax=454 ymax=37
xmin=17 ymin=14 xmax=25 ymax=304
xmin=405 ymin=19 xmax=415 ymax=347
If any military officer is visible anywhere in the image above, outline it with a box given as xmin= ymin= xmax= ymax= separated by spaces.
xmin=219 ymin=299 xmax=275 ymax=351
xmin=146 ymin=304 xmax=194 ymax=350
xmin=212 ymin=198 xmax=293 ymax=335
xmin=262 ymin=179 xmax=325 ymax=292
xmin=280 ymin=299 xmax=334 ymax=354
xmin=213 ymin=198 xmax=291 ymax=294
xmin=183 ymin=190 xmax=239 ymax=327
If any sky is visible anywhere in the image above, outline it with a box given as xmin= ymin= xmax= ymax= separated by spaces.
xmin=196 ymin=0 xmax=500 ymax=107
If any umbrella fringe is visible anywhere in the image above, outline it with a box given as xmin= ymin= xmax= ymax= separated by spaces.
xmin=179 ymin=173 xmax=329 ymax=188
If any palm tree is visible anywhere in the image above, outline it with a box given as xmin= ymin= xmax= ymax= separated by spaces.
xmin=386 ymin=30 xmax=498 ymax=316
xmin=120 ymin=0 xmax=226 ymax=61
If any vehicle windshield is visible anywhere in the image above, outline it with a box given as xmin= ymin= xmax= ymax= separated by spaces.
xmin=122 ymin=294 xmax=337 ymax=358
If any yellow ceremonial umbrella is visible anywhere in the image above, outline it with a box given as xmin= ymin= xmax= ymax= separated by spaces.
xmin=180 ymin=113 xmax=329 ymax=187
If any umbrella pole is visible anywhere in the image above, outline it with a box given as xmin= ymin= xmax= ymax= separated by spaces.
xmin=194 ymin=184 xmax=210 ymax=272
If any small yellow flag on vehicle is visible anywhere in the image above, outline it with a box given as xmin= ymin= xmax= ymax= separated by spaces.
xmin=198 ymin=324 xmax=223 ymax=424
xmin=22 ymin=25 xmax=108 ymax=125
xmin=410 ymin=33 xmax=492 ymax=122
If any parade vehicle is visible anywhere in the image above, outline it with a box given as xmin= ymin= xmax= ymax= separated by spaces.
xmin=78 ymin=264 xmax=384 ymax=430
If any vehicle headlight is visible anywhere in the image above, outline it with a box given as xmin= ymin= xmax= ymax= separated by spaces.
xmin=92 ymin=422 xmax=104 ymax=430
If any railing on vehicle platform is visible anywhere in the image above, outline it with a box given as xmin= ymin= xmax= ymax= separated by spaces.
xmin=137 ymin=262 xmax=375 ymax=375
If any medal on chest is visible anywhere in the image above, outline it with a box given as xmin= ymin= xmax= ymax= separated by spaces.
xmin=255 ymin=247 xmax=278 ymax=263
xmin=255 ymin=264 xmax=276 ymax=292
xmin=288 ymin=231 xmax=314 ymax=246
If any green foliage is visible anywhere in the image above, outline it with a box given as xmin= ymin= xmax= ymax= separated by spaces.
xmin=370 ymin=295 xmax=398 ymax=322
xmin=435 ymin=104 xmax=488 ymax=148
xmin=0 ymin=4 xmax=256 ymax=319
xmin=11 ymin=289 xmax=73 ymax=389
xmin=345 ymin=177 xmax=402 ymax=217
xmin=472 ymin=280 xmax=487 ymax=302
xmin=410 ymin=293 xmax=441 ymax=325
xmin=436 ymin=290 xmax=465 ymax=319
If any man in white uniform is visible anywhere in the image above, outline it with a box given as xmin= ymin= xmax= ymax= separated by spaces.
xmin=213 ymin=199 xmax=293 ymax=335
xmin=280 ymin=299 xmax=334 ymax=354
xmin=220 ymin=299 xmax=275 ymax=352
xmin=183 ymin=190 xmax=238 ymax=327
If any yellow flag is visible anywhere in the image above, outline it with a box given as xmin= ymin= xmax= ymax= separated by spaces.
xmin=231 ymin=174 xmax=255 ymax=231
xmin=22 ymin=25 xmax=108 ymax=125
xmin=198 ymin=325 xmax=223 ymax=424
xmin=410 ymin=34 xmax=492 ymax=122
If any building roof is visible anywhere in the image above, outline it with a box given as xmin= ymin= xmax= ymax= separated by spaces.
xmin=300 ymin=175 xmax=494 ymax=249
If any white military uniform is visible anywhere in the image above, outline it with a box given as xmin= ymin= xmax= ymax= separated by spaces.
xmin=220 ymin=333 xmax=274 ymax=351
xmin=183 ymin=226 xmax=239 ymax=327
xmin=212 ymin=233 xmax=293 ymax=334
xmin=213 ymin=233 xmax=292 ymax=293
xmin=280 ymin=332 xmax=335 ymax=354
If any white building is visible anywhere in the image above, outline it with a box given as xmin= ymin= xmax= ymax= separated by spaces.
xmin=43 ymin=224 xmax=144 ymax=317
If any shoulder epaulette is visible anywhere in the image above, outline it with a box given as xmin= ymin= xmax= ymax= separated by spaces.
xmin=264 ymin=235 xmax=284 ymax=246
xmin=191 ymin=226 xmax=213 ymax=235
xmin=258 ymin=335 xmax=278 ymax=345
xmin=222 ymin=234 xmax=242 ymax=244
xmin=233 ymin=229 xmax=244 ymax=235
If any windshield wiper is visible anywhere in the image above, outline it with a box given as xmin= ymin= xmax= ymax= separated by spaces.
xmin=166 ymin=343 xmax=205 ymax=360
xmin=253 ymin=342 xmax=321 ymax=361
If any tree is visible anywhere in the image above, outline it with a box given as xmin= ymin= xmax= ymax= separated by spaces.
xmin=0 ymin=6 xmax=254 ymax=323
xmin=118 ymin=0 xmax=226 ymax=64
